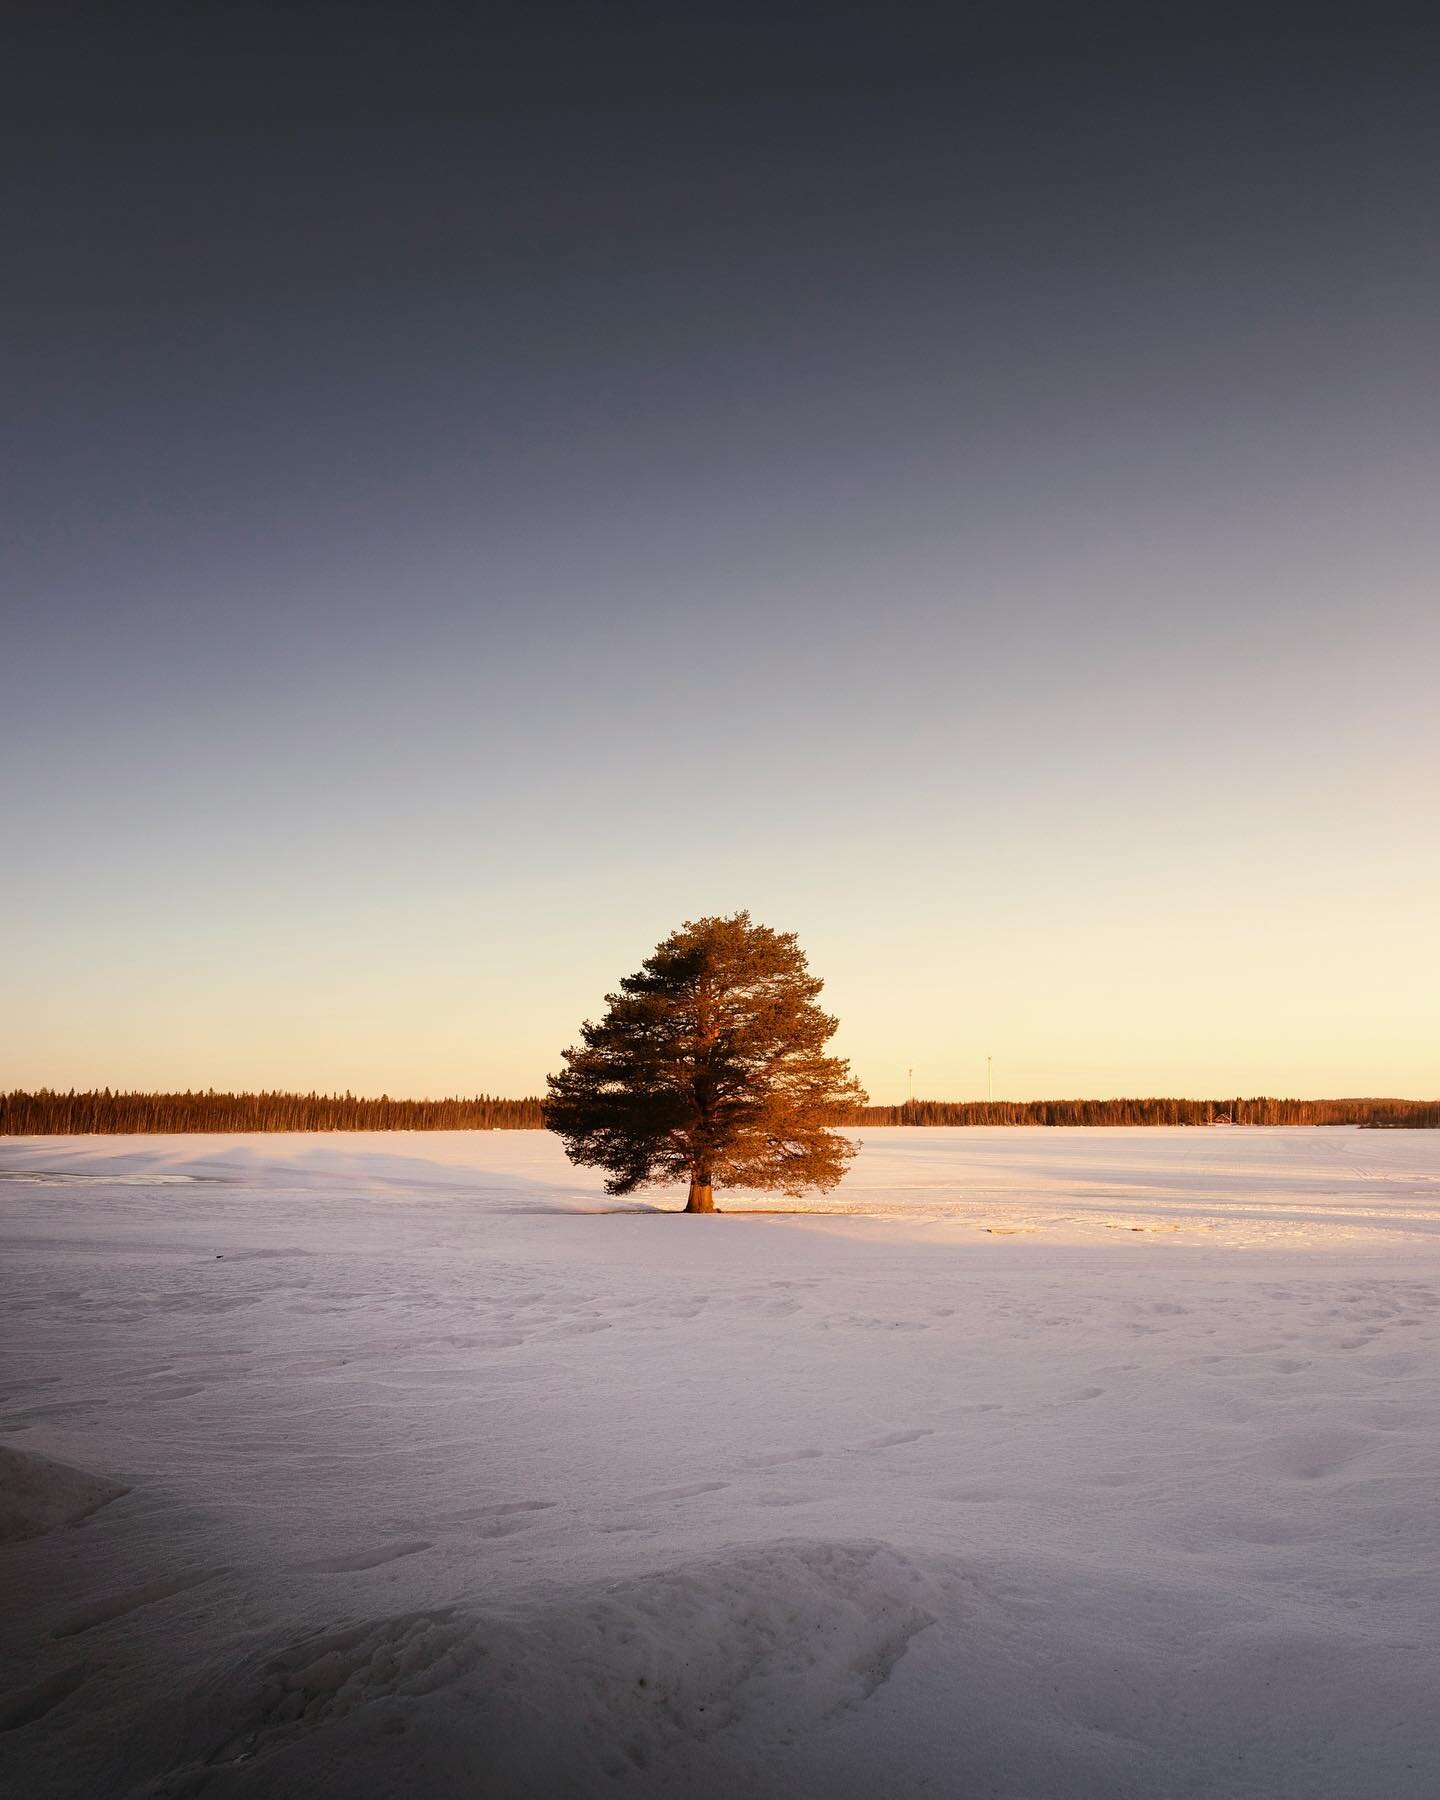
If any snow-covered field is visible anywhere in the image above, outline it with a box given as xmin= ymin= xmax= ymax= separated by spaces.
xmin=3 ymin=1127 xmax=1438 ymax=1798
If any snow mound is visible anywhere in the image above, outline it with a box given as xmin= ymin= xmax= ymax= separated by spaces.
xmin=150 ymin=1540 xmax=935 ymax=1796
xmin=0 ymin=1446 xmax=128 ymax=1544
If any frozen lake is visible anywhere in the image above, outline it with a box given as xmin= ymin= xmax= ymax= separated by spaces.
xmin=3 ymin=1128 xmax=1438 ymax=1797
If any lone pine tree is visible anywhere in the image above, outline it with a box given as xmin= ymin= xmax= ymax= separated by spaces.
xmin=544 ymin=913 xmax=867 ymax=1211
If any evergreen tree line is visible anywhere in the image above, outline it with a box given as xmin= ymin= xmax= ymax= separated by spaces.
xmin=1 ymin=1090 xmax=1435 ymax=1135
xmin=0 ymin=1090 xmax=546 ymax=1134
xmin=827 ymin=1097 xmax=1440 ymax=1128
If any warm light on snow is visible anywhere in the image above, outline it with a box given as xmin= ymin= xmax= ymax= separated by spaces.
xmin=3 ymin=1127 xmax=1438 ymax=1795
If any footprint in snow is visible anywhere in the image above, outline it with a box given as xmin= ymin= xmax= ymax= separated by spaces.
xmin=859 ymin=1429 xmax=934 ymax=1451
xmin=741 ymin=1448 xmax=824 ymax=1470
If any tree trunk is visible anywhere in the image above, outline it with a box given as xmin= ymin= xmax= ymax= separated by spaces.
xmin=685 ymin=1170 xmax=716 ymax=1213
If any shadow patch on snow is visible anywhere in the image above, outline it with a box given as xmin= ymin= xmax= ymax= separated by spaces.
xmin=0 ymin=1446 xmax=129 ymax=1544
xmin=52 ymin=1568 xmax=229 ymax=1639
xmin=21 ymin=1541 xmax=1440 ymax=1800
xmin=0 ymin=1173 xmax=222 ymax=1186
xmin=0 ymin=1662 xmax=96 ymax=1734
xmin=141 ymin=1540 xmax=934 ymax=1796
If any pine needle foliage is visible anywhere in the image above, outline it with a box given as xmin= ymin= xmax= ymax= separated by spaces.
xmin=543 ymin=914 xmax=867 ymax=1209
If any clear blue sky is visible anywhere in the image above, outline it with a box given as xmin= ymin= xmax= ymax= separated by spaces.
xmin=5 ymin=9 xmax=1437 ymax=1102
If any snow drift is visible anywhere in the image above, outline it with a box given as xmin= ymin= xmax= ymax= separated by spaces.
xmin=0 ymin=1447 xmax=128 ymax=1545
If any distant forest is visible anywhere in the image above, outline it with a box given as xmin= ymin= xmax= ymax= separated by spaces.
xmin=842 ymin=1097 xmax=1440 ymax=1128
xmin=0 ymin=1091 xmax=545 ymax=1134
xmin=2 ymin=1089 xmax=1437 ymax=1134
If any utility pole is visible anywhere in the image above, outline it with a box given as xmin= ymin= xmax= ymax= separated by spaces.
xmin=987 ymin=1056 xmax=993 ymax=1104
xmin=907 ymin=1067 xmax=913 ymax=1105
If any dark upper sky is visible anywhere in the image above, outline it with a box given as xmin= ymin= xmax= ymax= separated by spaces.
xmin=13 ymin=5 xmax=1437 ymax=613
xmin=5 ymin=5 xmax=1439 ymax=1096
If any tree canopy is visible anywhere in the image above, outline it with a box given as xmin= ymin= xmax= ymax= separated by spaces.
xmin=543 ymin=913 xmax=866 ymax=1210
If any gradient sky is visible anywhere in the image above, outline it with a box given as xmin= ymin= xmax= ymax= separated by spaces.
xmin=5 ymin=7 xmax=1438 ymax=1102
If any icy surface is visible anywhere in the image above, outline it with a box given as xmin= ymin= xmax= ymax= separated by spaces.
xmin=2 ymin=1127 xmax=1438 ymax=1796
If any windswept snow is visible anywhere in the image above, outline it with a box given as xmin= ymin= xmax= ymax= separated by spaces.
xmin=2 ymin=1127 xmax=1438 ymax=1797
xmin=0 ymin=1448 xmax=128 ymax=1545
